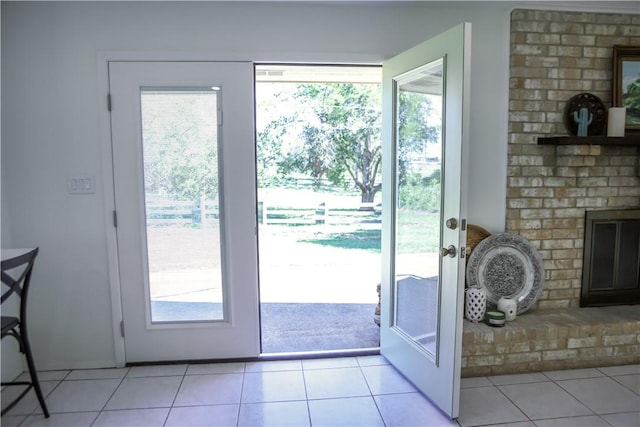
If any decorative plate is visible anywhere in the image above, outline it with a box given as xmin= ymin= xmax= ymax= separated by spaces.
xmin=466 ymin=233 xmax=544 ymax=314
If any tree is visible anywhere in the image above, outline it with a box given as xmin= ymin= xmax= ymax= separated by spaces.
xmin=278 ymin=83 xmax=383 ymax=204
xmin=397 ymin=90 xmax=440 ymax=185
xmin=257 ymin=115 xmax=296 ymax=187
xmin=258 ymin=82 xmax=440 ymax=204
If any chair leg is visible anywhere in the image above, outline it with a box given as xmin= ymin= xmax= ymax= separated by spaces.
xmin=19 ymin=331 xmax=49 ymax=418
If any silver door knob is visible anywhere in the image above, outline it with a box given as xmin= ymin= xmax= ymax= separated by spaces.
xmin=440 ymin=245 xmax=457 ymax=258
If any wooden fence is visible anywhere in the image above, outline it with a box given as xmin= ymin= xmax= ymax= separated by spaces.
xmin=146 ymin=198 xmax=219 ymax=227
xmin=146 ymin=199 xmax=381 ymax=227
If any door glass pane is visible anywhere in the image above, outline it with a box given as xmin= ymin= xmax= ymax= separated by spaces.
xmin=393 ymin=58 xmax=444 ymax=358
xmin=140 ymin=88 xmax=224 ymax=323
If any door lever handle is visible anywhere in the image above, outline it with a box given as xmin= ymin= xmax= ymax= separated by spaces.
xmin=440 ymin=245 xmax=457 ymax=258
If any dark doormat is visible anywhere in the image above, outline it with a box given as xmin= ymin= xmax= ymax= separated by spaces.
xmin=150 ymin=301 xmax=380 ymax=353
xmin=260 ymin=303 xmax=380 ymax=353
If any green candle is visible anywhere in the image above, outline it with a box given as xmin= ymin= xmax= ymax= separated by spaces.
xmin=485 ymin=311 xmax=506 ymax=327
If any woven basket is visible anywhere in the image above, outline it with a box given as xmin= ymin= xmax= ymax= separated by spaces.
xmin=466 ymin=224 xmax=491 ymax=257
xmin=465 ymin=224 xmax=491 ymax=289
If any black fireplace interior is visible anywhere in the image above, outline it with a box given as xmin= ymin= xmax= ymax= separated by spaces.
xmin=581 ymin=209 xmax=640 ymax=307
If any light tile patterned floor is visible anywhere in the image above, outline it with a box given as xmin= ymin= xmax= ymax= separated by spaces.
xmin=1 ymin=356 xmax=638 ymax=426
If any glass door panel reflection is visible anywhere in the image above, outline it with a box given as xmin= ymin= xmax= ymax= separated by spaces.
xmin=393 ymin=58 xmax=444 ymax=358
xmin=140 ymin=88 xmax=225 ymax=323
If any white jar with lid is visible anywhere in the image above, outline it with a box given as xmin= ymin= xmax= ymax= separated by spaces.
xmin=498 ymin=296 xmax=517 ymax=321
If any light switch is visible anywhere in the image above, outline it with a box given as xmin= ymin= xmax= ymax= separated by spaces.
xmin=68 ymin=176 xmax=95 ymax=194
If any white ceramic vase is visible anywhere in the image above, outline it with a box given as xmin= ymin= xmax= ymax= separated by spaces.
xmin=465 ymin=286 xmax=486 ymax=322
xmin=498 ymin=296 xmax=517 ymax=321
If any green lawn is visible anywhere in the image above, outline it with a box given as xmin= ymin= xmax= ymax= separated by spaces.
xmin=395 ymin=211 xmax=441 ymax=253
xmin=257 ymin=187 xmax=441 ymax=254
xmin=297 ymin=211 xmax=440 ymax=253
xmin=300 ymin=228 xmax=382 ymax=251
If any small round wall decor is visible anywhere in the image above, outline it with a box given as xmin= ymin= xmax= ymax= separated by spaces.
xmin=565 ymin=93 xmax=606 ymax=136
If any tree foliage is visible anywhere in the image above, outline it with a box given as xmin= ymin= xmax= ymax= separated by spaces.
xmin=623 ymin=77 xmax=640 ymax=125
xmin=397 ymin=90 xmax=440 ymax=186
xmin=258 ymin=83 xmax=439 ymax=204
xmin=280 ymin=84 xmax=383 ymax=203
xmin=139 ymin=84 xmax=442 ymax=204
xmin=399 ymin=170 xmax=441 ymax=212
xmin=141 ymin=92 xmax=219 ymax=202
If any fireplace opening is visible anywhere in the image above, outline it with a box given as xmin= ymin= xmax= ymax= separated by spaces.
xmin=581 ymin=209 xmax=640 ymax=307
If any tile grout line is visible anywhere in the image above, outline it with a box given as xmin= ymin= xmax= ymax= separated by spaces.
xmin=357 ymin=360 xmax=388 ymax=427
xmin=490 ymin=381 xmax=534 ymax=424
xmin=549 ymin=372 xmax=640 ymax=422
xmin=552 ymin=375 xmax=610 ymax=417
xmin=161 ymin=367 xmax=188 ymax=427
xmin=28 ymin=375 xmax=67 ymax=421
xmin=90 ymin=368 xmax=132 ymax=427
xmin=300 ymin=362 xmax=313 ymax=427
xmin=20 ymin=371 xmax=121 ymax=425
xmin=234 ymin=363 xmax=248 ymax=427
xmin=600 ymin=366 xmax=640 ymax=397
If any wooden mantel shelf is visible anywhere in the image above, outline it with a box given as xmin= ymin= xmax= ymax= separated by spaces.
xmin=537 ymin=135 xmax=640 ymax=146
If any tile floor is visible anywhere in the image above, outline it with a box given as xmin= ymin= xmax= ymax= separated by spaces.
xmin=1 ymin=356 xmax=638 ymax=426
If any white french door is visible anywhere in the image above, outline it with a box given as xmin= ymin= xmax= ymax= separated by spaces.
xmin=380 ymin=23 xmax=471 ymax=418
xmin=109 ymin=62 xmax=259 ymax=362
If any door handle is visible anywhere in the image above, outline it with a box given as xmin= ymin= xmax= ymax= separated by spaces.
xmin=440 ymin=245 xmax=457 ymax=258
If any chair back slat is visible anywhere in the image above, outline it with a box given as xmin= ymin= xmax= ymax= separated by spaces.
xmin=1 ymin=248 xmax=39 ymax=305
xmin=1 ymin=272 xmax=23 ymax=302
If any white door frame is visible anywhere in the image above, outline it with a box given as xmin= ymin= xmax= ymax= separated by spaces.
xmin=96 ymin=51 xmax=427 ymax=367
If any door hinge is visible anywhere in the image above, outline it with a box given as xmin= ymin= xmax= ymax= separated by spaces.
xmin=107 ymin=94 xmax=112 ymax=112
xmin=113 ymin=210 xmax=118 ymax=228
xmin=120 ymin=321 xmax=125 ymax=338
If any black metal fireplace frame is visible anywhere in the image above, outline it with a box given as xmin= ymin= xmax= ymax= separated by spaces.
xmin=581 ymin=209 xmax=640 ymax=307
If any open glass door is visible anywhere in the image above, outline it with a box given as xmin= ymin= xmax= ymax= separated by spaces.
xmin=380 ymin=23 xmax=471 ymax=418
xmin=109 ymin=62 xmax=259 ymax=362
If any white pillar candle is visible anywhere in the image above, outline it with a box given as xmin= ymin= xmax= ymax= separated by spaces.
xmin=607 ymin=107 xmax=626 ymax=137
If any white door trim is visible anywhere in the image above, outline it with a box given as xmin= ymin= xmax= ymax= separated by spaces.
xmin=97 ymin=54 xmax=125 ymax=367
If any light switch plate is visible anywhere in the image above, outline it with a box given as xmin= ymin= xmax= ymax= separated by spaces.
xmin=68 ymin=176 xmax=95 ymax=194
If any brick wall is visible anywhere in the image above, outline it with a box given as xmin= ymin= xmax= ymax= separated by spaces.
xmin=507 ymin=9 xmax=640 ymax=309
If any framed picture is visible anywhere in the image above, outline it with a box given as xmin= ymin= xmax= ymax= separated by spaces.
xmin=612 ymin=45 xmax=640 ymax=131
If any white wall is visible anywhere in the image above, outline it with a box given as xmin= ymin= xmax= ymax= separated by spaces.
xmin=0 ymin=1 xmax=23 ymax=380
xmin=1 ymin=1 xmax=633 ymax=370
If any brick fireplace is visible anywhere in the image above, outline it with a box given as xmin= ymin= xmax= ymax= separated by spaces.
xmin=462 ymin=9 xmax=640 ymax=377
xmin=506 ymin=9 xmax=640 ymax=309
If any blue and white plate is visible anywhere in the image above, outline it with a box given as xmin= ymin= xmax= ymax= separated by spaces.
xmin=466 ymin=233 xmax=544 ymax=314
